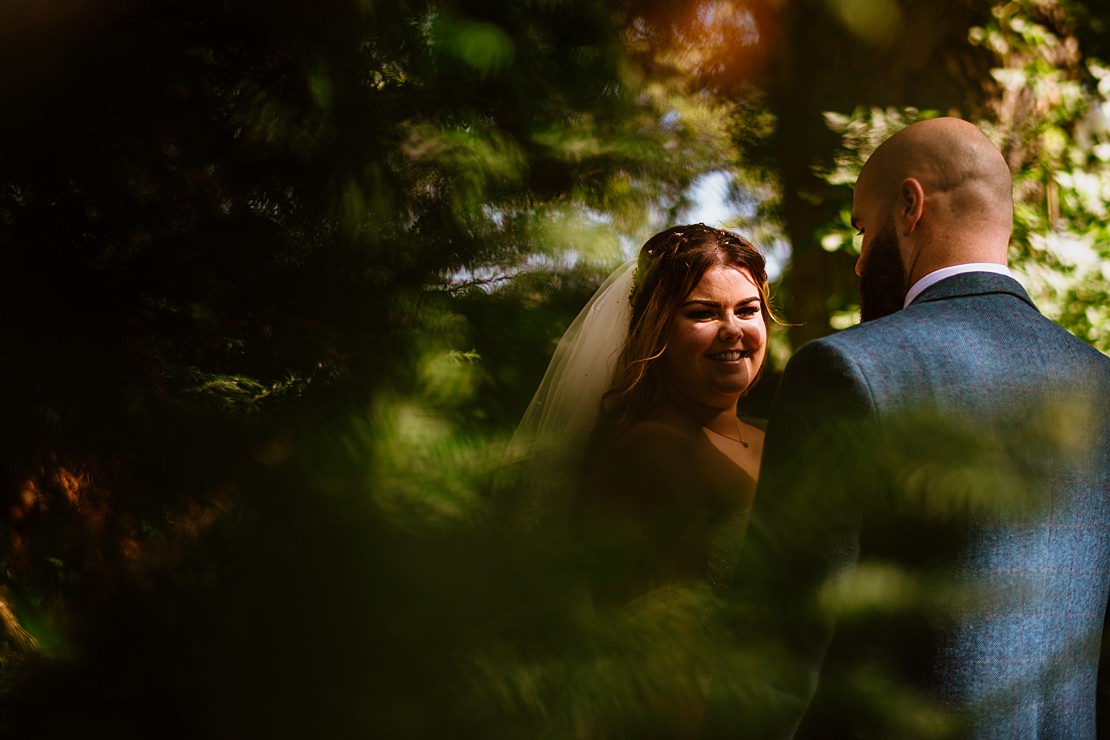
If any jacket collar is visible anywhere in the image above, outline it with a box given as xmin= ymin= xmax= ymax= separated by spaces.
xmin=911 ymin=271 xmax=1038 ymax=311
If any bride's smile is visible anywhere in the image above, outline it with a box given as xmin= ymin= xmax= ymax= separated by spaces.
xmin=707 ymin=349 xmax=755 ymax=362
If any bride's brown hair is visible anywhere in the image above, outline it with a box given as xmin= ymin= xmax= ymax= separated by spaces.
xmin=598 ymin=223 xmax=772 ymax=431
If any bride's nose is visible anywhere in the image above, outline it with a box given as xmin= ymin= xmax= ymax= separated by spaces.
xmin=718 ymin=315 xmax=743 ymax=340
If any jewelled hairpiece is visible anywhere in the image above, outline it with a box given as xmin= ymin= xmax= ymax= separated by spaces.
xmin=644 ymin=228 xmax=692 ymax=260
xmin=631 ymin=223 xmax=767 ymax=318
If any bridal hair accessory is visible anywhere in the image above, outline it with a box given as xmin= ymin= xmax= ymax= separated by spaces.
xmin=634 ymin=224 xmax=744 ymax=305
xmin=645 ymin=231 xmax=684 ymax=258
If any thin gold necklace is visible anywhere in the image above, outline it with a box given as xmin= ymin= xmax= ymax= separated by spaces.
xmin=704 ymin=420 xmax=749 ymax=448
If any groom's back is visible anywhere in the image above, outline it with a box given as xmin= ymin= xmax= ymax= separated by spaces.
xmin=800 ymin=274 xmax=1110 ymax=737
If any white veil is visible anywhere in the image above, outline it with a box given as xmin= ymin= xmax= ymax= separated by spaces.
xmin=494 ymin=260 xmax=636 ymax=529
xmin=506 ymin=259 xmax=635 ymax=461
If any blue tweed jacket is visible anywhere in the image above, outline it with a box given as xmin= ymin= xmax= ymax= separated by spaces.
xmin=747 ymin=272 xmax=1110 ymax=738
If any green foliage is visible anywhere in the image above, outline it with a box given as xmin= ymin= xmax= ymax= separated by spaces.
xmin=0 ymin=0 xmax=741 ymax=735
xmin=972 ymin=1 xmax=1110 ymax=351
xmin=810 ymin=1 xmax=1110 ymax=350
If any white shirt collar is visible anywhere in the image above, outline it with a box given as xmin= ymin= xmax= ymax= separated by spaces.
xmin=903 ymin=263 xmax=1013 ymax=308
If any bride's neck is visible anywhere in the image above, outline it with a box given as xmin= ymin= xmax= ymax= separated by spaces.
xmin=657 ymin=387 xmax=740 ymax=435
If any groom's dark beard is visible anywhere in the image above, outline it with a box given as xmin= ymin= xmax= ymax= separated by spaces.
xmin=859 ymin=220 xmax=908 ymax=323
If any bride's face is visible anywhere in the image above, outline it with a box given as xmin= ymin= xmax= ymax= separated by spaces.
xmin=661 ymin=265 xmax=767 ymax=409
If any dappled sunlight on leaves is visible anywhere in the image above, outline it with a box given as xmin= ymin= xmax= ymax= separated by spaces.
xmin=823 ymin=0 xmax=902 ymax=47
xmin=371 ymin=401 xmax=497 ymax=524
xmin=432 ymin=14 xmax=516 ymax=76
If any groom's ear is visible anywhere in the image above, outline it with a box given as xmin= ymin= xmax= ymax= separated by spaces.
xmin=898 ymin=177 xmax=925 ymax=234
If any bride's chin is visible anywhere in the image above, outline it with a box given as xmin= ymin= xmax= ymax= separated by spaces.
xmin=713 ymin=379 xmax=753 ymax=398
xmin=703 ymin=390 xmax=746 ymax=409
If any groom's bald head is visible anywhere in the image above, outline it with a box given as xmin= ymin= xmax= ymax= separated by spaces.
xmin=855 ymin=117 xmax=1014 ymax=284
